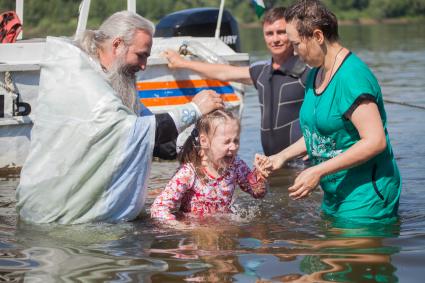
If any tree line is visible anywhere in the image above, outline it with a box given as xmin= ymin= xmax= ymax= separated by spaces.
xmin=1 ymin=0 xmax=424 ymax=38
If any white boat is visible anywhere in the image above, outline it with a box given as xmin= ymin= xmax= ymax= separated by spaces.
xmin=0 ymin=0 xmax=249 ymax=170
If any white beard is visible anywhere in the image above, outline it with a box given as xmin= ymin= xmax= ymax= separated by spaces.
xmin=107 ymin=54 xmax=139 ymax=114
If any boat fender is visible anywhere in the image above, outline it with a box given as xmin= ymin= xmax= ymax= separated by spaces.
xmin=0 ymin=11 xmax=22 ymax=43
xmin=179 ymin=40 xmax=228 ymax=64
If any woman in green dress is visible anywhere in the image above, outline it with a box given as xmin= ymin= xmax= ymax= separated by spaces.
xmin=266 ymin=0 xmax=401 ymax=223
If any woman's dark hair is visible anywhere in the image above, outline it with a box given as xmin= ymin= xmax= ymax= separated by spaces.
xmin=178 ymin=109 xmax=240 ymax=181
xmin=262 ymin=7 xmax=286 ymax=25
xmin=284 ymin=0 xmax=339 ymax=42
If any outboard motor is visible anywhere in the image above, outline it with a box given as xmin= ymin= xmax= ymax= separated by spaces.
xmin=155 ymin=7 xmax=241 ymax=52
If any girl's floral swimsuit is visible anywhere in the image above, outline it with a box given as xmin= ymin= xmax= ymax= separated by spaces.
xmin=151 ymin=157 xmax=267 ymax=221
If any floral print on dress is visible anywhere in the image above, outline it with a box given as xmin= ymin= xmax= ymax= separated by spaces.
xmin=303 ymin=127 xmax=343 ymax=165
xmin=303 ymin=127 xmax=345 ymax=183
xmin=150 ymin=157 xmax=267 ymax=221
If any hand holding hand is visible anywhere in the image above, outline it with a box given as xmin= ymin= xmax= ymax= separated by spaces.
xmin=192 ymin=89 xmax=224 ymax=115
xmin=162 ymin=49 xmax=186 ymax=69
xmin=254 ymin=153 xmax=272 ymax=178
xmin=288 ymin=166 xmax=322 ymax=200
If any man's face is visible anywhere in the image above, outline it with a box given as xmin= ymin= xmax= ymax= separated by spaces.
xmin=106 ymin=29 xmax=152 ymax=112
xmin=263 ymin=19 xmax=293 ymax=58
xmin=121 ymin=29 xmax=152 ymax=75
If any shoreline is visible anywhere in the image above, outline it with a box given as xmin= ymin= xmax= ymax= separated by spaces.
xmin=239 ymin=17 xmax=425 ymax=28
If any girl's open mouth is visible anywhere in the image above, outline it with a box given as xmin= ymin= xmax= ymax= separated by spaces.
xmin=222 ymin=156 xmax=234 ymax=164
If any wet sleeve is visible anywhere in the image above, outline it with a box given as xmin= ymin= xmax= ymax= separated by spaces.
xmin=338 ymin=68 xmax=379 ymax=120
xmin=234 ymin=157 xmax=267 ymax=199
xmin=150 ymin=164 xmax=195 ymax=221
xmin=153 ymin=102 xmax=202 ymax=159
xmin=153 ymin=113 xmax=178 ymax=159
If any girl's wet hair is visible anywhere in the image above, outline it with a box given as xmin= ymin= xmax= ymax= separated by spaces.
xmin=284 ymin=0 xmax=339 ymax=42
xmin=178 ymin=109 xmax=240 ymax=180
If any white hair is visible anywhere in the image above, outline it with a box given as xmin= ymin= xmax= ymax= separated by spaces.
xmin=75 ymin=11 xmax=155 ymax=113
xmin=77 ymin=11 xmax=155 ymax=58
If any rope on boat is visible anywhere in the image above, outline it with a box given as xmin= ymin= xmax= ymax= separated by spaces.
xmin=384 ymin=99 xmax=425 ymax=110
xmin=179 ymin=41 xmax=228 ymax=64
xmin=0 ymin=71 xmax=19 ymax=95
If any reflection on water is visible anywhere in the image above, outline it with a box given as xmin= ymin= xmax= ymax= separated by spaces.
xmin=0 ymin=219 xmax=402 ymax=282
xmin=0 ymin=178 xmax=405 ymax=282
xmin=1 ymin=23 xmax=425 ymax=282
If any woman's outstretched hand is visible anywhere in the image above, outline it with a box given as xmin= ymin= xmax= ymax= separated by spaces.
xmin=288 ymin=166 xmax=322 ymax=199
xmin=267 ymin=153 xmax=287 ymax=171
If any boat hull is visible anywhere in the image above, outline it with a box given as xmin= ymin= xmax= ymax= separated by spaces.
xmin=0 ymin=37 xmax=249 ymax=169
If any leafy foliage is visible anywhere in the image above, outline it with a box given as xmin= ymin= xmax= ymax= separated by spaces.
xmin=0 ymin=0 xmax=423 ymax=38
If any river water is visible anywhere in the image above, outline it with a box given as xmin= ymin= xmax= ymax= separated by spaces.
xmin=0 ymin=23 xmax=424 ymax=282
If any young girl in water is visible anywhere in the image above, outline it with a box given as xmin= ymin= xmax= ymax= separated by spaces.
xmin=151 ymin=109 xmax=269 ymax=222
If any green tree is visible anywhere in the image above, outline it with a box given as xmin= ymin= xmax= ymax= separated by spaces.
xmin=1 ymin=0 xmax=424 ymax=38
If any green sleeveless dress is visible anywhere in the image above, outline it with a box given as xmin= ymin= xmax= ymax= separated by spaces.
xmin=300 ymin=52 xmax=401 ymax=222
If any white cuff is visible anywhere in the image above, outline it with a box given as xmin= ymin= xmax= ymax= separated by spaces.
xmin=168 ymin=102 xmax=201 ymax=133
xmin=190 ymin=102 xmax=202 ymax=117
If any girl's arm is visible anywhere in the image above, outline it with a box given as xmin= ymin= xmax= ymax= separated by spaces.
xmin=235 ymin=158 xmax=267 ymax=199
xmin=150 ymin=165 xmax=195 ymax=221
xmin=288 ymin=101 xmax=387 ymax=199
